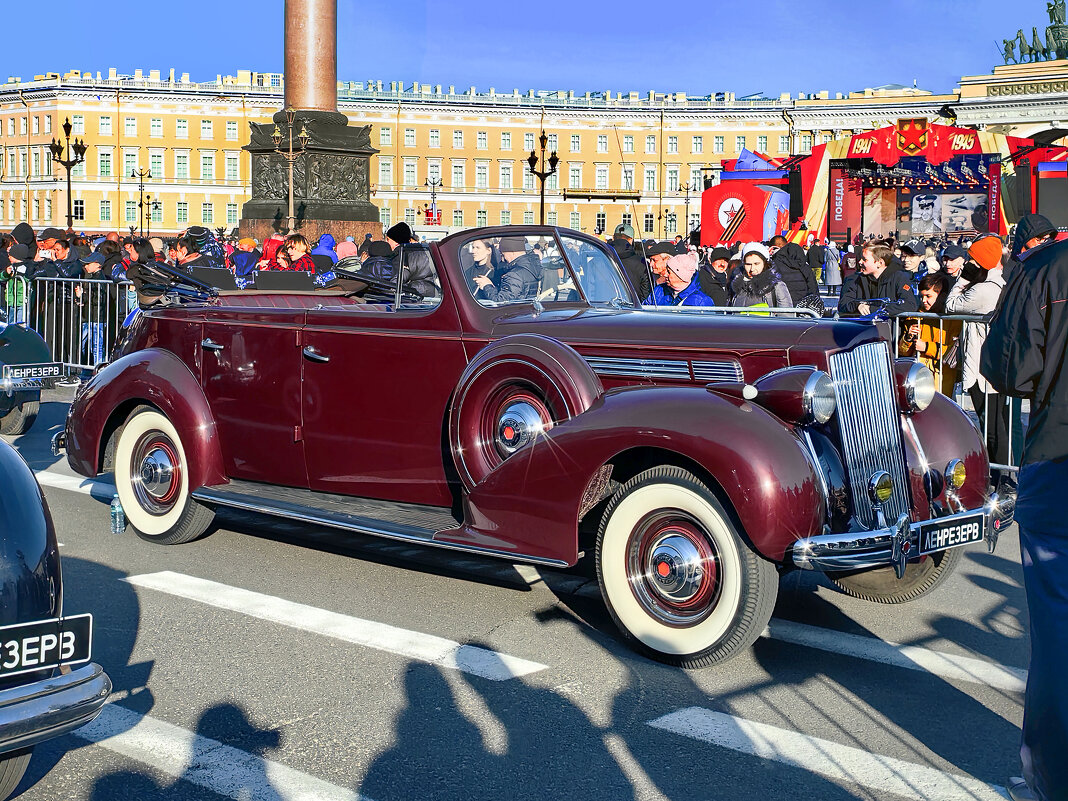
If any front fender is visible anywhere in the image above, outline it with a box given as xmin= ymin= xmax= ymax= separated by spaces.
xmin=439 ymin=385 xmax=824 ymax=565
xmin=0 ymin=323 xmax=51 ymax=365
xmin=907 ymin=392 xmax=989 ymax=511
xmin=66 ymin=348 xmax=225 ymax=488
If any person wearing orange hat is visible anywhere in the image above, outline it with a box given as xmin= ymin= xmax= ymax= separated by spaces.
xmin=945 ymin=233 xmax=1009 ymax=467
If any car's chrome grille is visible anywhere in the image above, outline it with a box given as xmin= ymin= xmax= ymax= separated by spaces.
xmin=691 ymin=360 xmax=744 ymax=383
xmin=828 ymin=342 xmax=912 ymax=525
xmin=584 ymin=356 xmax=691 ymax=381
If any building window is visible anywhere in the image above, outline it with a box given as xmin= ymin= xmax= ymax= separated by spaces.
xmin=99 ymin=200 xmax=111 ymax=222
xmin=67 ymin=115 xmax=83 ymax=136
xmin=226 ymin=153 xmax=239 ymax=181
xmin=547 ymin=211 xmax=557 ymax=225
xmin=429 ymin=129 xmax=440 ymax=147
xmin=570 ymin=134 xmax=580 ymax=151
xmin=690 ymin=166 xmax=702 ymax=188
xmin=801 ymin=134 xmax=813 ymax=152
xmin=757 ymin=135 xmax=768 ymax=152
xmin=524 ymin=132 xmax=535 ymax=151
xmin=99 ymin=116 xmax=113 ymax=136
xmin=125 ymin=117 xmax=137 ymax=136
xmin=379 ymin=160 xmax=393 ymax=185
xmin=666 ymin=214 xmax=677 ymax=234
xmin=5 ymin=118 xmax=12 ymax=136
xmin=31 ymin=117 xmax=39 ymax=135
xmin=595 ymin=211 xmax=606 ymax=233
xmin=500 ymin=209 xmax=511 ymax=225
xmin=597 ymin=134 xmax=608 ymax=153
xmin=452 ymin=163 xmax=464 ymax=187
xmin=379 ymin=206 xmax=391 ymax=228
xmin=523 ymin=169 xmax=535 ymax=191
xmin=72 ymin=199 xmax=84 ymax=221
xmin=201 ymin=152 xmax=214 ymax=180
xmin=667 ymin=167 xmax=679 ymax=192
xmin=151 ymin=203 xmax=163 ymax=223
xmin=547 ymin=134 xmax=558 ymax=151
xmin=404 ymin=128 xmax=416 ymax=146
xmin=45 ymin=196 xmax=51 ymax=220
xmin=126 ymin=201 xmax=137 ymax=223
xmin=569 ymin=165 xmax=581 ymax=189
xmin=735 ymin=135 xmax=746 ymax=152
xmin=124 ymin=152 xmax=137 ymax=175
xmin=201 ymin=120 xmax=213 ymax=139
xmin=175 ymin=153 xmax=189 ymax=180
xmin=570 ymin=211 xmax=580 ymax=230
xmin=547 ymin=171 xmax=559 ymax=191
xmin=779 ymin=135 xmax=790 ymax=153
xmin=453 ymin=130 xmax=463 ymax=148
xmin=176 ymin=119 xmax=188 ymax=139
xmin=713 ymin=136 xmax=724 ymax=154
xmin=98 ymin=151 xmax=112 ymax=177
xmin=227 ymin=203 xmax=238 ymax=224
xmin=643 ymin=213 xmax=654 ymax=234
xmin=71 ymin=160 xmax=85 ymax=178
xmin=622 ymin=135 xmax=634 ymax=154
xmin=226 ymin=120 xmax=238 ymax=140
xmin=380 ymin=127 xmax=392 ymax=146
xmin=644 ymin=167 xmax=656 ymax=192
xmin=822 ymin=133 xmax=833 ymax=144
xmin=32 ymin=150 xmax=40 ymax=176
xmin=622 ymin=212 xmax=632 ymax=227
xmin=692 ymin=136 xmax=703 ymax=154
xmin=151 ymin=118 xmax=163 ymax=137
xmin=622 ymin=165 xmax=634 ymax=190
xmin=595 ymin=165 xmax=608 ymax=190
xmin=176 ymin=202 xmax=188 ymax=224
xmin=150 ymin=152 xmax=164 ymax=178
xmin=523 ymin=211 xmax=534 ymax=224
xmin=668 ymin=136 xmax=678 ymax=154
xmin=44 ymin=116 xmax=51 ymax=134
xmin=498 ymin=131 xmax=510 ymax=150
xmin=453 ymin=209 xmax=463 ymax=227
xmin=405 ymin=207 xmax=416 ymax=225
xmin=500 ymin=163 xmax=512 ymax=189
xmin=201 ymin=202 xmax=213 ymax=223
xmin=475 ymin=163 xmax=488 ymax=189
xmin=476 ymin=209 xmax=487 ymax=227
xmin=427 ymin=161 xmax=441 ymax=182
xmin=646 ymin=135 xmax=656 ymax=154
xmin=476 ymin=131 xmax=487 ymax=149
xmin=403 ymin=159 xmax=417 ymax=187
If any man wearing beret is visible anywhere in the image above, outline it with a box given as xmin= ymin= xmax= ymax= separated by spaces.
xmin=473 ymin=237 xmax=540 ymax=303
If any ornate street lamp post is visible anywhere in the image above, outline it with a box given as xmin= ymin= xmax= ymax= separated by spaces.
xmin=48 ymin=118 xmax=87 ymax=230
xmin=526 ymin=130 xmax=559 ymax=225
xmin=424 ymin=177 xmax=442 ymax=225
xmin=271 ymin=107 xmax=310 ymax=234
xmin=680 ymin=181 xmax=694 ymax=240
xmin=146 ymin=198 xmax=161 ymax=239
xmin=131 ymin=167 xmax=151 ymax=235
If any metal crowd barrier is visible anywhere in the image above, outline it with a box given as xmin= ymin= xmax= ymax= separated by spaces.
xmin=26 ymin=277 xmax=135 ymax=373
xmin=887 ymin=310 xmax=1022 ymax=475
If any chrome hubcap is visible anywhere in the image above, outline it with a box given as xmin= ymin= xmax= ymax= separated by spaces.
xmin=647 ymin=533 xmax=706 ymax=605
xmin=627 ymin=517 xmax=720 ymax=626
xmin=130 ymin=432 xmax=182 ymax=516
xmin=139 ymin=448 xmax=175 ymax=500
xmin=496 ymin=400 xmax=547 ymax=456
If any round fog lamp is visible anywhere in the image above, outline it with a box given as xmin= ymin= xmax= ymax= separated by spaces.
xmin=945 ymin=459 xmax=966 ymax=490
xmin=868 ymin=471 xmax=894 ymax=504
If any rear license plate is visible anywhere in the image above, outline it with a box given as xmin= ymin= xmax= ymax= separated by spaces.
xmin=919 ymin=514 xmax=985 ymax=555
xmin=3 ymin=363 xmax=62 ymax=380
xmin=0 ymin=614 xmax=92 ymax=679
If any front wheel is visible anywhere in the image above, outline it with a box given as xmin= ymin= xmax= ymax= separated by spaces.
xmin=596 ymin=466 xmax=778 ymax=668
xmin=827 ymin=545 xmax=963 ymax=603
xmin=0 ymin=391 xmax=39 ymax=435
xmin=114 ymin=408 xmax=214 ymax=545
xmin=0 ymin=748 xmax=31 ymax=800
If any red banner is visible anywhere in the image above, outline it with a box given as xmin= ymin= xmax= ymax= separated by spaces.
xmin=987 ymin=161 xmax=1002 ymax=235
xmin=828 ymin=169 xmax=863 ymax=240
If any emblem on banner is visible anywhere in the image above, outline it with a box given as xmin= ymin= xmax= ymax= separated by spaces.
xmin=896 ymin=118 xmax=929 ymax=156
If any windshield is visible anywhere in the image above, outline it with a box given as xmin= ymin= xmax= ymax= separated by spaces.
xmin=460 ymin=232 xmax=633 ymax=308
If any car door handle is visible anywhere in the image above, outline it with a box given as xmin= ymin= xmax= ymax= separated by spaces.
xmin=201 ymin=338 xmax=224 ymax=351
xmin=302 ymin=346 xmax=330 ymax=363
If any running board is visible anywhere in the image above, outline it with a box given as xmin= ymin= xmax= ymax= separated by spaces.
xmin=191 ymin=479 xmax=569 ymax=568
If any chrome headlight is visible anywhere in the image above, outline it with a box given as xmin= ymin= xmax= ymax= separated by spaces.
xmin=802 ymin=371 xmax=837 ymax=424
xmin=896 ymin=360 xmax=936 ymax=413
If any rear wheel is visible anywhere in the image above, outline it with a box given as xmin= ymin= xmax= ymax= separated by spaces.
xmin=0 ymin=391 xmax=39 ymax=435
xmin=828 ymin=545 xmax=963 ymax=603
xmin=0 ymin=748 xmax=31 ymax=800
xmin=114 ymin=408 xmax=214 ymax=545
xmin=596 ymin=466 xmax=778 ymax=668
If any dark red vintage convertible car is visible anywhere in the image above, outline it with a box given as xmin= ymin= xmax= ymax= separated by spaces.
xmin=57 ymin=227 xmax=1011 ymax=667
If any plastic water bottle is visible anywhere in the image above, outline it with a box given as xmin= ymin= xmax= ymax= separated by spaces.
xmin=110 ymin=494 xmax=125 ymax=535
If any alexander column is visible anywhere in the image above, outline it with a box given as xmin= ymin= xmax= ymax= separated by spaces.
xmin=240 ymin=0 xmax=380 ymax=241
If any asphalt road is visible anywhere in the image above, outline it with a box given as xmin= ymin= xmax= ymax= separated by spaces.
xmin=2 ymin=390 xmax=1030 ymax=801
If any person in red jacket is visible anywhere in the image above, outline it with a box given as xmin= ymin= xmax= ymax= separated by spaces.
xmin=282 ymin=234 xmax=316 ymax=272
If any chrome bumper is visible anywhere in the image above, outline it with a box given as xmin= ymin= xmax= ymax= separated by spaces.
xmin=51 ymin=430 xmax=65 ymax=457
xmin=0 ymin=663 xmax=110 ymax=755
xmin=788 ymin=495 xmax=1012 ymax=574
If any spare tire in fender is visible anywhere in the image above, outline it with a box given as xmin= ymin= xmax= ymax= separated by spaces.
xmin=449 ymin=334 xmax=604 ymax=491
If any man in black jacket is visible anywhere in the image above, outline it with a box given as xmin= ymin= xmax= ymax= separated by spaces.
xmin=697 ymin=246 xmax=732 ymax=306
xmin=609 ymin=224 xmax=651 ymax=301
xmin=838 ymin=243 xmax=919 ymax=317
xmin=981 ymin=235 xmax=1068 ymax=801
xmin=473 ymin=236 xmax=540 ymax=303
xmin=771 ymin=241 xmax=817 ymax=306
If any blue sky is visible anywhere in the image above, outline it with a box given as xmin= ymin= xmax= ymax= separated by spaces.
xmin=3 ymin=0 xmax=1048 ymax=97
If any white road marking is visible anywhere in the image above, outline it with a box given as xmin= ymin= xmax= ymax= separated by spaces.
xmin=125 ymin=571 xmax=547 ymax=681
xmin=648 ymin=707 xmax=1009 ymax=801
xmin=35 ymin=469 xmax=115 ymax=501
xmin=76 ymin=703 xmax=370 ymax=801
xmin=764 ymin=619 xmax=1027 ymax=693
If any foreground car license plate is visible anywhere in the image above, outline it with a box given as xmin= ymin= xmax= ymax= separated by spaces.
xmin=919 ymin=514 xmax=985 ymax=555
xmin=3 ymin=362 xmax=62 ymax=380
xmin=0 ymin=614 xmax=92 ymax=678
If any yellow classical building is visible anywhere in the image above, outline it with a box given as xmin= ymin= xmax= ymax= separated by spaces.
xmin=0 ymin=61 xmax=1064 ymax=239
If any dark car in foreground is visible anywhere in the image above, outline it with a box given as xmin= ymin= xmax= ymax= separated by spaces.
xmin=0 ymin=316 xmax=62 ymax=435
xmin=59 ymin=226 xmax=1012 ymax=667
xmin=0 ymin=439 xmax=110 ymax=797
